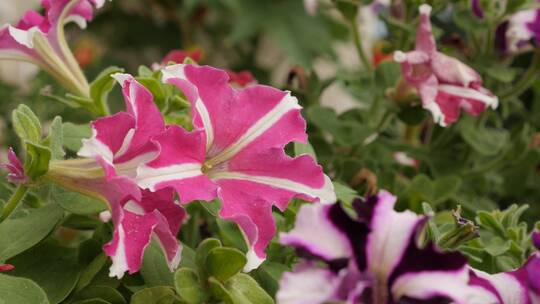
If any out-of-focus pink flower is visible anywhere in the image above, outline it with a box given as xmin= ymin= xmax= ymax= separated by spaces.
xmin=78 ymin=74 xmax=165 ymax=179
xmin=393 ymin=151 xmax=419 ymax=168
xmin=226 ymin=70 xmax=256 ymax=88
xmin=0 ymin=0 xmax=107 ymax=96
xmin=394 ymin=5 xmax=498 ymax=126
xmin=0 ymin=147 xmax=27 ymax=184
xmin=0 ymin=264 xmax=15 ymax=272
xmin=136 ymin=64 xmax=335 ymax=270
xmin=303 ymin=0 xmax=318 ymax=16
xmin=161 ymin=48 xmax=202 ymax=65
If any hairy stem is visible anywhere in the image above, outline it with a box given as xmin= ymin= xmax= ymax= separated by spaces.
xmin=1 ymin=185 xmax=29 ymax=221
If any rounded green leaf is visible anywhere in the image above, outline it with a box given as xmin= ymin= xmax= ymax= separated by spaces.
xmin=52 ymin=187 xmax=107 ymax=215
xmin=205 ymin=247 xmax=247 ymax=282
xmin=8 ymin=242 xmax=80 ymax=304
xmin=0 ymin=274 xmax=49 ymax=304
xmin=130 ymin=286 xmax=176 ymax=304
xmin=174 ymin=268 xmax=207 ymax=304
xmin=73 ymin=286 xmax=126 ymax=304
xmin=0 ymin=204 xmax=63 ymax=262
xmin=195 ymin=238 xmax=221 ymax=271
xmin=224 ymin=274 xmax=274 ymax=304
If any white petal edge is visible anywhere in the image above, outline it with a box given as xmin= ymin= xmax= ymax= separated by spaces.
xmin=78 ymin=129 xmax=115 ymax=165
xmin=108 ymin=224 xmax=128 ymax=279
xmin=136 ymin=163 xmax=203 ymax=191
xmin=209 ymin=172 xmax=336 ymax=204
xmin=8 ymin=26 xmax=38 ymax=49
xmin=244 ymin=248 xmax=265 ymax=272
xmin=161 ymin=64 xmax=215 ymax=150
xmin=438 ymin=84 xmax=499 ymax=109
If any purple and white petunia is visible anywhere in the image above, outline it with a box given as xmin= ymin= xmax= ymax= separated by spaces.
xmin=500 ymin=4 xmax=540 ymax=53
xmin=0 ymin=0 xmax=106 ymax=96
xmin=78 ymin=73 xmax=165 ymax=179
xmin=394 ymin=5 xmax=498 ymax=126
xmin=0 ymin=148 xmax=27 ymax=184
xmin=135 ymin=64 xmax=335 ymax=270
xmin=277 ymin=190 xmax=483 ymax=304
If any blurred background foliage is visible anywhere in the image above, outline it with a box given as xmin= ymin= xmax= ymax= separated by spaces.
xmin=1 ymin=1 xmax=540 ymax=300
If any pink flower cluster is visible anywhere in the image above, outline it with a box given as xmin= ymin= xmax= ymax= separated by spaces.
xmin=395 ymin=5 xmax=498 ymax=126
xmin=75 ymin=65 xmax=334 ymax=277
xmin=0 ymin=0 xmax=105 ymax=96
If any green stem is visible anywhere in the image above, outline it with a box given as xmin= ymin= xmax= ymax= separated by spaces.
xmin=500 ymin=50 xmax=540 ymax=100
xmin=349 ymin=18 xmax=373 ymax=72
xmin=1 ymin=185 xmax=29 ymax=221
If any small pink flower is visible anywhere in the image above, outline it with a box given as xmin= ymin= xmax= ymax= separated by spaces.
xmin=0 ymin=0 xmax=107 ymax=96
xmin=393 ymin=151 xmax=419 ymax=168
xmin=0 ymin=148 xmax=27 ymax=184
xmin=0 ymin=264 xmax=15 ymax=272
xmin=161 ymin=48 xmax=202 ymax=65
xmin=136 ymin=64 xmax=335 ymax=270
xmin=226 ymin=70 xmax=256 ymax=88
xmin=394 ymin=5 xmax=498 ymax=127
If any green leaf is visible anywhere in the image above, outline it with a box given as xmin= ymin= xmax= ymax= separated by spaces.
xmin=333 ymin=182 xmax=359 ymax=206
xmin=250 ymin=262 xmax=288 ymax=297
xmin=0 ymin=274 xmax=49 ymax=304
xmin=174 ymin=268 xmax=207 ymax=304
xmin=72 ymin=299 xmax=111 ymax=304
xmin=44 ymin=116 xmax=65 ymax=160
xmin=90 ymin=66 xmax=124 ymax=107
xmin=205 ymin=247 xmax=247 ymax=282
xmin=306 ymin=106 xmax=371 ymax=145
xmin=130 ymin=286 xmax=177 ymax=304
xmin=208 ymin=277 xmax=232 ymax=303
xmin=293 ymin=141 xmax=317 ymax=161
xmin=8 ymin=242 xmax=80 ymax=304
xmin=375 ymin=61 xmax=401 ymax=91
xmin=195 ymin=238 xmax=222 ymax=272
xmin=140 ymin=240 xmax=175 ymax=287
xmin=216 ymin=219 xmax=248 ymax=252
xmin=485 ymin=66 xmax=518 ymax=83
xmin=25 ymin=142 xmax=51 ymax=180
xmin=76 ymin=253 xmax=108 ymax=292
xmin=458 ymin=118 xmax=509 ymax=156
xmin=224 ymin=273 xmax=274 ymax=304
xmin=12 ymin=104 xmax=42 ymax=144
xmin=0 ymin=204 xmax=63 ymax=262
xmin=62 ymin=123 xmax=91 ymax=151
xmin=74 ymin=286 xmax=126 ymax=304
xmin=52 ymin=187 xmax=107 ymax=215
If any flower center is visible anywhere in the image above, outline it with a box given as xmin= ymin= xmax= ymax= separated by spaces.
xmin=201 ymin=161 xmax=213 ymax=174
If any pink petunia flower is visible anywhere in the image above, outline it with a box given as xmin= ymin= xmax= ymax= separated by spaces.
xmin=77 ymin=73 xmax=165 ymax=179
xmin=161 ymin=48 xmax=202 ymax=65
xmin=394 ymin=5 xmax=498 ymax=127
xmin=0 ymin=147 xmax=27 ymax=184
xmin=136 ymin=64 xmax=336 ymax=270
xmin=0 ymin=264 xmax=15 ymax=272
xmin=103 ymin=184 xmax=186 ymax=279
xmin=0 ymin=0 xmax=107 ymax=96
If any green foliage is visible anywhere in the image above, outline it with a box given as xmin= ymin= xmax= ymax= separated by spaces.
xmin=173 ymin=238 xmax=273 ymax=304
xmin=0 ymin=274 xmax=49 ymax=304
xmin=0 ymin=204 xmax=63 ymax=262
